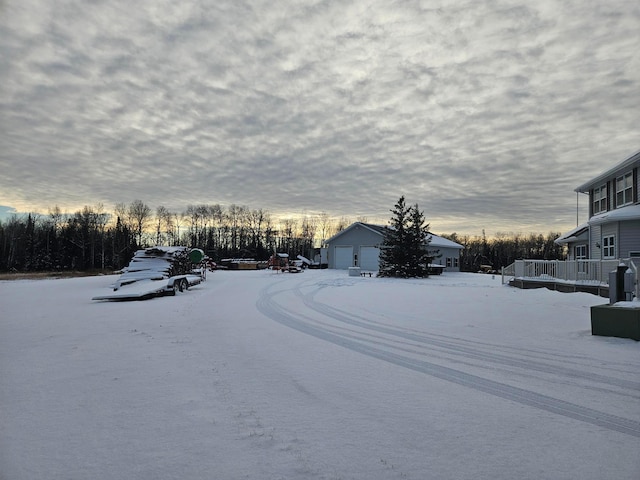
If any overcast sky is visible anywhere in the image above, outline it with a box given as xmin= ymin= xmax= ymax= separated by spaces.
xmin=1 ymin=0 xmax=638 ymax=236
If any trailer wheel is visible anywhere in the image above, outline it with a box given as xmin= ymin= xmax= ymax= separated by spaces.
xmin=181 ymin=279 xmax=189 ymax=291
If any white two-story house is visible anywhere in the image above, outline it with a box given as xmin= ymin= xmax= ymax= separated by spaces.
xmin=556 ymin=150 xmax=640 ymax=262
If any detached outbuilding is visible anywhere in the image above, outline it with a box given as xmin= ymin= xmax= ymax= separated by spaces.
xmin=325 ymin=222 xmax=464 ymax=272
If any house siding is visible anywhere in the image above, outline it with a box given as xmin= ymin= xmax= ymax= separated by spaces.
xmin=326 ymin=225 xmax=382 ymax=269
xmin=590 ymin=224 xmax=601 ymax=260
xmin=431 ymin=246 xmax=461 ymax=270
xmin=620 ymin=220 xmax=640 ymax=257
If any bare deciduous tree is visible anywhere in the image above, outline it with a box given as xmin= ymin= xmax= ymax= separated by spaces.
xmin=155 ymin=206 xmax=169 ymax=245
xmin=128 ymin=200 xmax=152 ymax=247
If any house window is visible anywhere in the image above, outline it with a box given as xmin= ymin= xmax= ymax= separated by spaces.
xmin=593 ymin=185 xmax=607 ymax=214
xmin=602 ymin=235 xmax=615 ymax=259
xmin=454 ymin=257 xmax=459 ymax=268
xmin=615 ymin=173 xmax=633 ymax=207
xmin=446 ymin=257 xmax=452 ymax=267
xmin=575 ymin=245 xmax=588 ymax=273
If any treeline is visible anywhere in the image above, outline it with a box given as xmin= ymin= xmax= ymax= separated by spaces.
xmin=0 ymin=200 xmax=567 ymax=273
xmin=443 ymin=230 xmax=565 ymax=272
xmin=0 ymin=201 xmax=349 ymax=273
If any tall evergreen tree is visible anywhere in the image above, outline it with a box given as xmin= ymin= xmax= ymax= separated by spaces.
xmin=406 ymin=203 xmax=433 ymax=277
xmin=379 ymin=196 xmax=410 ymax=277
xmin=379 ymin=196 xmax=433 ymax=278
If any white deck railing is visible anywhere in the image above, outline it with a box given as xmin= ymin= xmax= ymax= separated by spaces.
xmin=502 ymin=258 xmax=639 ymax=299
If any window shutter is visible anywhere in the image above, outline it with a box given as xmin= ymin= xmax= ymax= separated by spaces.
xmin=606 ymin=180 xmax=611 ymax=211
xmin=634 ymin=168 xmax=638 ymax=203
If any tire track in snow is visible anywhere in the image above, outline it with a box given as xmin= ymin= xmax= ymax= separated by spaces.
xmin=295 ymin=284 xmax=640 ymax=395
xmin=256 ymin=281 xmax=640 ymax=439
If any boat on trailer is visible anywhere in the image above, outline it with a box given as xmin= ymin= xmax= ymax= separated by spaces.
xmin=92 ymin=246 xmax=205 ymax=301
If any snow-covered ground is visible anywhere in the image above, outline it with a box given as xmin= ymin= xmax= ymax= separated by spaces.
xmin=1 ymin=270 xmax=638 ymax=480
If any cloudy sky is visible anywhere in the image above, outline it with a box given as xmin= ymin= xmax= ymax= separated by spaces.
xmin=0 ymin=0 xmax=638 ymax=235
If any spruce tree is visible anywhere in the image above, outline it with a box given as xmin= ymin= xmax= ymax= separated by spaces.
xmin=379 ymin=196 xmax=410 ymax=277
xmin=406 ymin=203 xmax=433 ymax=277
xmin=379 ymin=196 xmax=433 ymax=278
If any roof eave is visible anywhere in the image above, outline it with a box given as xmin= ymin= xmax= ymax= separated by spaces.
xmin=324 ymin=222 xmax=387 ymax=244
xmin=325 ymin=222 xmax=464 ymax=249
xmin=574 ymin=150 xmax=640 ymax=193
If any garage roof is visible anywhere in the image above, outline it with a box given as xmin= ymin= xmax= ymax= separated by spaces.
xmin=326 ymin=222 xmax=464 ymax=249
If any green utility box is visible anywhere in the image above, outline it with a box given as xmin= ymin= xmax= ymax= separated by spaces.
xmin=591 ymin=304 xmax=640 ymax=341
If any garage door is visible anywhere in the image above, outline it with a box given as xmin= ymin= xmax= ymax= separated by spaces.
xmin=359 ymin=246 xmax=380 ymax=271
xmin=334 ymin=246 xmax=353 ymax=269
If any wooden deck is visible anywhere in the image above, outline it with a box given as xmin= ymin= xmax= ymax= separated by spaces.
xmin=508 ymin=277 xmax=609 ymax=298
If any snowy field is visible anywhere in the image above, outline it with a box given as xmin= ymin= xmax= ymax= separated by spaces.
xmin=1 ymin=270 xmax=639 ymax=480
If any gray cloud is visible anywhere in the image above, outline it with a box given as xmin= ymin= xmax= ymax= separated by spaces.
xmin=0 ymin=0 xmax=638 ymax=235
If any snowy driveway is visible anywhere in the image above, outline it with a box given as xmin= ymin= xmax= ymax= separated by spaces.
xmin=257 ymin=276 xmax=640 ymax=438
xmin=1 ymin=270 xmax=639 ymax=479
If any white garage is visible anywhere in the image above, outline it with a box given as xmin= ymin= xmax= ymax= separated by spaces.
xmin=326 ymin=222 xmax=464 ymax=272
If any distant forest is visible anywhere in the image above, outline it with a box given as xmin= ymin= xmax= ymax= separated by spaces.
xmin=0 ymin=200 xmax=566 ymax=273
xmin=441 ymin=230 xmax=565 ymax=273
